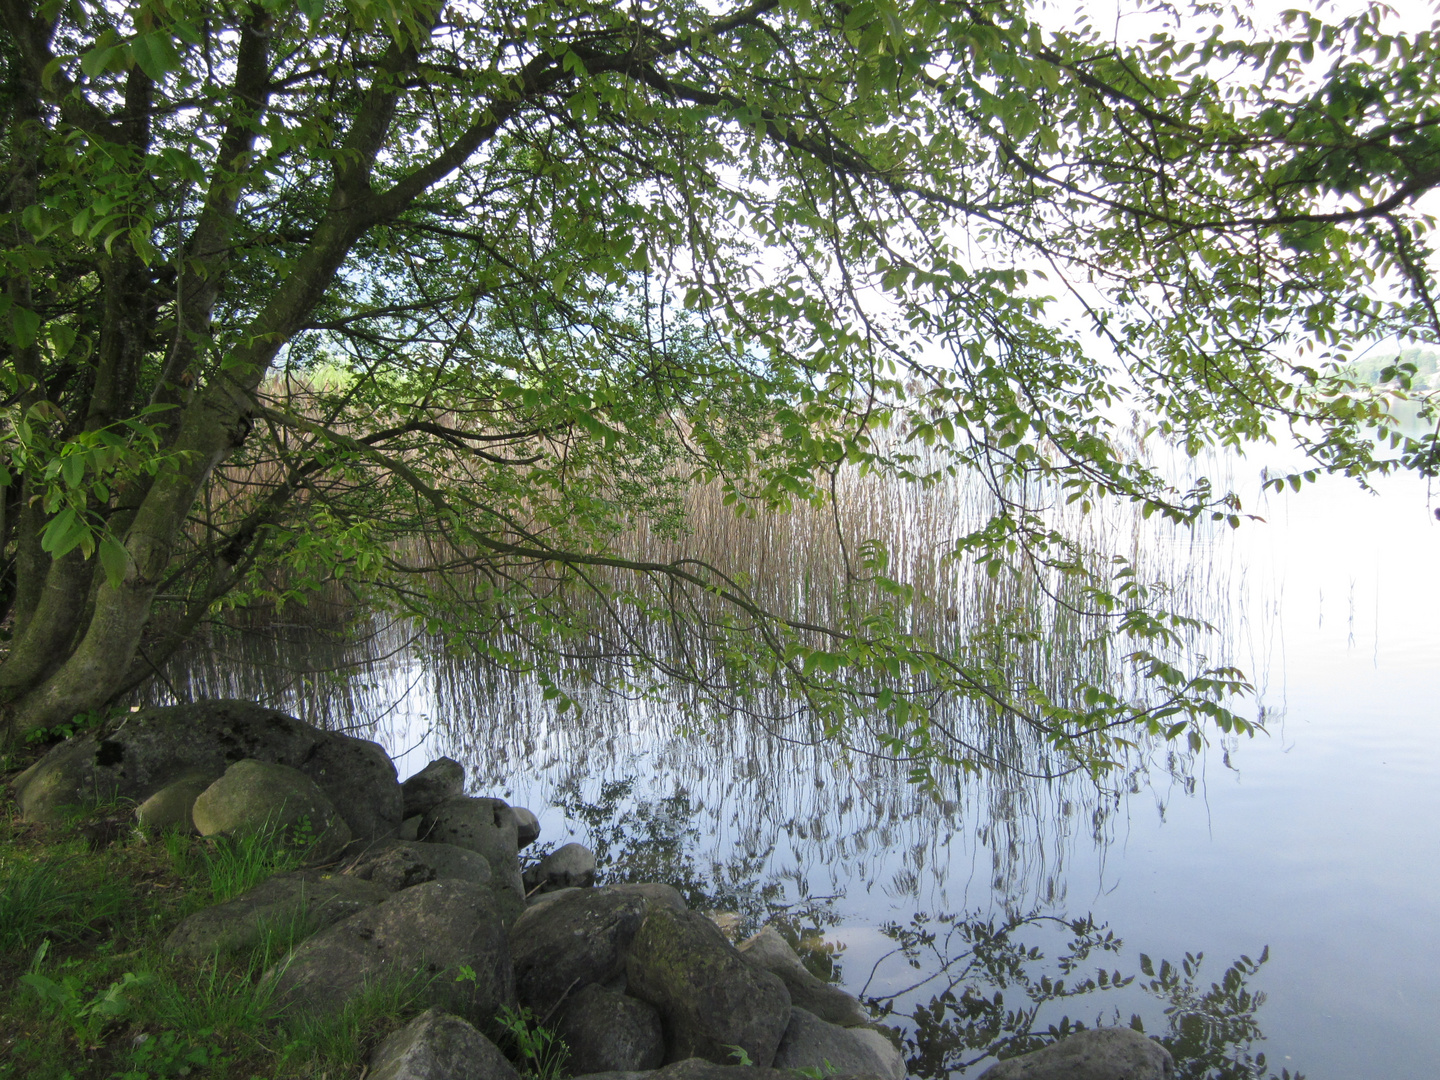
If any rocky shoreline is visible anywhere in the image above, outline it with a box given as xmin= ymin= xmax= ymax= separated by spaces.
xmin=12 ymin=699 xmax=1176 ymax=1080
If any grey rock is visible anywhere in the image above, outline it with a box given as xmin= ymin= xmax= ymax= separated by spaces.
xmin=626 ymin=906 xmax=791 ymax=1067
xmin=10 ymin=701 xmax=401 ymax=842
xmin=772 ymin=1008 xmax=905 ymax=1080
xmin=572 ymin=1058 xmax=885 ymax=1080
xmin=368 ymin=1008 xmax=521 ymax=1080
xmin=513 ymin=806 xmax=541 ymax=848
xmin=977 ymin=1027 xmax=1175 ymax=1080
xmin=269 ymin=878 xmax=515 ymax=1025
xmin=523 ymin=842 xmax=596 ymax=893
xmin=738 ymin=926 xmax=870 ymax=1028
xmin=347 ymin=840 xmax=493 ymax=892
xmin=402 ymin=758 xmax=465 ymax=819
xmin=557 ymin=983 xmax=665 ymax=1074
xmin=134 ymin=770 xmax=219 ymax=833
xmin=526 ymin=886 xmax=583 ymax=911
xmin=509 ymin=886 xmax=657 ymax=1018
xmin=298 ymin=732 xmax=403 ymax=845
xmin=421 ymin=797 xmax=526 ymax=925
xmin=192 ymin=759 xmax=351 ymax=864
xmin=166 ymin=870 xmax=391 ymax=960
xmin=526 ymin=882 xmax=685 ymax=915
xmin=398 ymin=815 xmax=423 ymax=842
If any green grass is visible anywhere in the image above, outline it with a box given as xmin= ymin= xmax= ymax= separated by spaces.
xmin=0 ymin=753 xmax=550 ymax=1080
xmin=196 ymin=821 xmax=310 ymax=902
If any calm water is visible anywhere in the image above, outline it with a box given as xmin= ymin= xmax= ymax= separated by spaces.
xmin=147 ymin=463 xmax=1440 ymax=1080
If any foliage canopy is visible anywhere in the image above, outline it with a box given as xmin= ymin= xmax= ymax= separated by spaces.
xmin=1 ymin=0 xmax=1437 ymax=773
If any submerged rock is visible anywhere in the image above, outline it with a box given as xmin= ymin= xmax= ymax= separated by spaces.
xmin=976 ymin=1027 xmax=1175 ymax=1080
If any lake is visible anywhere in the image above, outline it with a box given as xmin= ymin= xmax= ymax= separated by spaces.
xmin=145 ymin=458 xmax=1440 ymax=1080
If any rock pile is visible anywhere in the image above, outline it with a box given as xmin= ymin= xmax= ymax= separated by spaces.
xmin=11 ymin=699 xmax=1175 ymax=1080
xmin=11 ymin=700 xmax=905 ymax=1080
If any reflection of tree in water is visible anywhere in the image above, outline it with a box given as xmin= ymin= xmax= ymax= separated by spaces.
xmin=543 ymin=780 xmax=1301 ymax=1080
xmin=530 ymin=776 xmax=843 ymax=956
xmin=864 ymin=913 xmax=1302 ymax=1080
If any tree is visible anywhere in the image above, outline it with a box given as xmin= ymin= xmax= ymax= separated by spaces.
xmin=0 ymin=0 xmax=1436 ymax=770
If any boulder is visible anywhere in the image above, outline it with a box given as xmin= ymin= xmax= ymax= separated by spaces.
xmin=772 ymin=1008 xmax=905 ymax=1080
xmin=738 ymin=926 xmax=870 ymax=1028
xmin=401 ymin=757 xmax=465 ymax=819
xmin=166 ymin=870 xmax=391 ymax=960
xmin=526 ymin=881 xmax=685 ymax=917
xmin=398 ymin=815 xmax=423 ymax=842
xmin=556 ymin=982 xmax=665 ymax=1074
xmin=626 ymin=906 xmax=791 ymax=1067
xmin=571 ymin=1058 xmax=886 ymax=1080
xmin=509 ymin=885 xmax=664 ymax=1018
xmin=134 ymin=770 xmax=220 ymax=833
xmin=513 ymin=806 xmax=541 ymax=848
xmin=191 ymin=759 xmax=351 ymax=863
xmin=296 ymin=732 xmax=402 ymax=844
xmin=523 ymin=842 xmax=597 ymax=893
xmin=10 ymin=701 xmax=401 ymax=842
xmin=421 ymin=797 xmax=526 ymax=924
xmin=347 ymin=840 xmax=493 ymax=892
xmin=268 ymin=878 xmax=515 ymax=1025
xmin=368 ymin=1008 xmax=521 ymax=1080
xmin=976 ymin=1027 xmax=1175 ymax=1080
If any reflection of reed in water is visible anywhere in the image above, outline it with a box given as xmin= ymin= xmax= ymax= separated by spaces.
xmin=138 ymin=449 xmax=1252 ymax=915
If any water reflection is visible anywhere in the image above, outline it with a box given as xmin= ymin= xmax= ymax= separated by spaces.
xmin=140 ymin=615 xmax=1117 ymax=912
xmin=531 ymin=776 xmax=1302 ymax=1080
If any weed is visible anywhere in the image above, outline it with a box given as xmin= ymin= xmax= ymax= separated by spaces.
xmin=19 ymin=941 xmax=153 ymax=1050
xmin=159 ymin=825 xmax=198 ymax=879
xmin=198 ymin=818 xmax=310 ymax=902
xmin=278 ymin=968 xmax=429 ymax=1074
xmin=495 ymin=1005 xmax=570 ymax=1080
xmin=144 ymin=949 xmax=284 ymax=1037
xmin=727 ymin=1045 xmax=756 ymax=1067
xmin=0 ymin=856 xmax=128 ymax=954
xmin=113 ymin=1029 xmax=230 ymax=1080
xmin=23 ymin=706 xmax=121 ymax=747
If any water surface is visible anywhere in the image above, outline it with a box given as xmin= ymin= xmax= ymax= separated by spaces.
xmin=148 ymin=464 xmax=1440 ymax=1079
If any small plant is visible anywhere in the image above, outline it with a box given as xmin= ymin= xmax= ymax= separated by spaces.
xmin=790 ymin=1062 xmax=840 ymax=1079
xmin=114 ymin=1029 xmax=229 ymax=1080
xmin=23 ymin=705 xmax=118 ymax=745
xmin=199 ymin=816 xmax=312 ymax=902
xmin=727 ymin=1045 xmax=755 ymax=1067
xmin=278 ymin=968 xmax=427 ymax=1074
xmin=0 ymin=856 xmax=127 ymax=954
xmin=143 ymin=946 xmax=285 ymax=1037
xmin=495 ymin=1004 xmax=570 ymax=1080
xmin=160 ymin=824 xmax=199 ymax=879
xmin=19 ymin=941 xmax=153 ymax=1049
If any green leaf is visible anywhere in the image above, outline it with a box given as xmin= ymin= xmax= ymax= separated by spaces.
xmin=11 ymin=306 xmax=41 ymax=349
xmin=98 ymin=536 xmax=131 ymax=587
